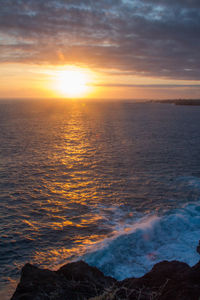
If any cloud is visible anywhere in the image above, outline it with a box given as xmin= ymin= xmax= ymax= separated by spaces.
xmin=0 ymin=0 xmax=200 ymax=80
xmin=94 ymin=83 xmax=200 ymax=88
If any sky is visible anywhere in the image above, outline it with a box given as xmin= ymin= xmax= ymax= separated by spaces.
xmin=0 ymin=0 xmax=200 ymax=100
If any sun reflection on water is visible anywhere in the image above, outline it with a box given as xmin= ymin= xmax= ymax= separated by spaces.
xmin=27 ymin=103 xmax=111 ymax=268
xmin=3 ymin=100 xmax=200 ymax=294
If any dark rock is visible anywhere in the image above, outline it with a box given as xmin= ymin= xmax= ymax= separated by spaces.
xmin=57 ymin=260 xmax=115 ymax=289
xmin=196 ymin=240 xmax=200 ymax=255
xmin=11 ymin=259 xmax=200 ymax=300
xmin=117 ymin=261 xmax=200 ymax=300
xmin=11 ymin=261 xmax=115 ymax=300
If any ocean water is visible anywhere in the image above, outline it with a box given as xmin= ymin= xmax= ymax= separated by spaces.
xmin=1 ymin=100 xmax=200 ymax=298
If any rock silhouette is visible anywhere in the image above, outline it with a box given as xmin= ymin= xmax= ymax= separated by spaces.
xmin=11 ymin=259 xmax=200 ymax=299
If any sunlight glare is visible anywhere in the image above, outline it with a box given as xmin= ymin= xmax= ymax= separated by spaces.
xmin=55 ymin=67 xmax=91 ymax=98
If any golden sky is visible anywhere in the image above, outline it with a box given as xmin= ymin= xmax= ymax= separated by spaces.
xmin=1 ymin=1 xmax=200 ymax=100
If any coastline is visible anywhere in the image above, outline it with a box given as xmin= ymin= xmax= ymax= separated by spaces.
xmin=153 ymin=99 xmax=200 ymax=106
xmin=11 ymin=256 xmax=200 ymax=300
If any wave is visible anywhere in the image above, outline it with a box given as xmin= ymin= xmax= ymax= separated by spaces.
xmin=84 ymin=202 xmax=200 ymax=280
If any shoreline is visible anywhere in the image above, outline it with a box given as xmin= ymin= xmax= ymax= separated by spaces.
xmin=153 ymin=99 xmax=200 ymax=106
xmin=11 ymin=255 xmax=200 ymax=300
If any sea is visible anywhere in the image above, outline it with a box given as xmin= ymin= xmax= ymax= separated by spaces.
xmin=1 ymin=99 xmax=200 ymax=299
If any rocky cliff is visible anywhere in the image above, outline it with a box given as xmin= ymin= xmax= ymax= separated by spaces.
xmin=11 ymin=259 xmax=200 ymax=300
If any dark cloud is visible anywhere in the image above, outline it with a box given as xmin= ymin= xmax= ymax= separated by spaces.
xmin=94 ymin=83 xmax=200 ymax=88
xmin=0 ymin=0 xmax=200 ymax=80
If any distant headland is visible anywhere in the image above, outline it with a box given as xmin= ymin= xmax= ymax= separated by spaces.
xmin=152 ymin=99 xmax=200 ymax=106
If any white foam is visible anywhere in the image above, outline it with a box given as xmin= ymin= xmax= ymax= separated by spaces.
xmin=84 ymin=202 xmax=200 ymax=280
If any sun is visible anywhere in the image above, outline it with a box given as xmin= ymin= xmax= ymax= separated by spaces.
xmin=55 ymin=67 xmax=91 ymax=98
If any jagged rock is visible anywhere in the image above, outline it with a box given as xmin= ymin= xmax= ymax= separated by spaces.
xmin=196 ymin=240 xmax=200 ymax=255
xmin=11 ymin=260 xmax=200 ymax=300
xmin=11 ymin=261 xmax=115 ymax=300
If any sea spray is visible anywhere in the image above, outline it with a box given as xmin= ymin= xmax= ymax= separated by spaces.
xmin=84 ymin=202 xmax=200 ymax=279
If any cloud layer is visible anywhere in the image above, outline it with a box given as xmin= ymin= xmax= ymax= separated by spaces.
xmin=1 ymin=0 xmax=200 ymax=80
